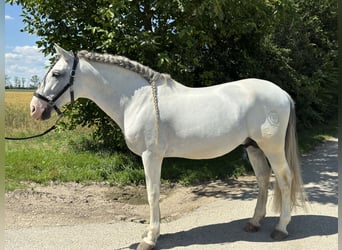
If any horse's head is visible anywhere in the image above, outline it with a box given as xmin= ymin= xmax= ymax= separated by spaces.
xmin=30 ymin=45 xmax=78 ymax=120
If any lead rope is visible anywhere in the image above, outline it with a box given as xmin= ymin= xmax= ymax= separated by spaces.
xmin=5 ymin=115 xmax=63 ymax=140
xmin=150 ymin=76 xmax=160 ymax=145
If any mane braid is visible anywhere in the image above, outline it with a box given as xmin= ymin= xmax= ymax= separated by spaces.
xmin=77 ymin=50 xmax=161 ymax=83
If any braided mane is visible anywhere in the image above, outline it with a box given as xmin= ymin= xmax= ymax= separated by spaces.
xmin=77 ymin=50 xmax=161 ymax=83
xmin=77 ymin=50 xmax=164 ymax=144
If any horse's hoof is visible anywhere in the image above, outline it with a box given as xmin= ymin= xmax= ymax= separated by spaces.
xmin=244 ymin=222 xmax=260 ymax=232
xmin=137 ymin=241 xmax=154 ymax=250
xmin=271 ymin=229 xmax=288 ymax=240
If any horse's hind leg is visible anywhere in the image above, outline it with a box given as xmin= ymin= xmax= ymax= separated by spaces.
xmin=244 ymin=143 xmax=271 ymax=232
xmin=262 ymin=148 xmax=292 ymax=240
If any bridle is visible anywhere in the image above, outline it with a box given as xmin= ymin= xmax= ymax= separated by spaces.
xmin=5 ymin=55 xmax=79 ymax=141
xmin=33 ymin=55 xmax=79 ymax=116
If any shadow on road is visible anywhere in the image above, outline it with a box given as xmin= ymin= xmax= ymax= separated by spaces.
xmin=301 ymin=140 xmax=338 ymax=205
xmin=129 ymin=215 xmax=337 ymax=249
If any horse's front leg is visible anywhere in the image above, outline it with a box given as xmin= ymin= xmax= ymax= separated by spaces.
xmin=137 ymin=150 xmax=163 ymax=250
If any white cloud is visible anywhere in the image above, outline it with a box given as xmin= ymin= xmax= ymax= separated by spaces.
xmin=5 ymin=15 xmax=14 ymax=20
xmin=5 ymin=45 xmax=50 ymax=85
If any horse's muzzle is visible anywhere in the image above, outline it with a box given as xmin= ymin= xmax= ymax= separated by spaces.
xmin=41 ymin=106 xmax=52 ymax=120
xmin=30 ymin=97 xmax=51 ymax=120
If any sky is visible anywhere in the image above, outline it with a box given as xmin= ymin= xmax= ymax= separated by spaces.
xmin=5 ymin=3 xmax=49 ymax=86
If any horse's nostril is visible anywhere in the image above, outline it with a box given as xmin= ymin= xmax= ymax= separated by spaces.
xmin=31 ymin=105 xmax=36 ymax=114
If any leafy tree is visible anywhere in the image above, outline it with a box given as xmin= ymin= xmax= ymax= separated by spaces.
xmin=21 ymin=77 xmax=26 ymax=88
xmin=8 ymin=0 xmax=337 ymax=150
xmin=14 ymin=76 xmax=21 ymax=88
xmin=270 ymin=0 xmax=338 ymax=127
xmin=5 ymin=74 xmax=12 ymax=88
xmin=29 ymin=75 xmax=40 ymax=88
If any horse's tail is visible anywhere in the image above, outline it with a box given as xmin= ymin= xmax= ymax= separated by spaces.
xmin=273 ymin=96 xmax=307 ymax=212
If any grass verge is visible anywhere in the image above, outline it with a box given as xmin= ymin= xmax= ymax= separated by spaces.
xmin=297 ymin=118 xmax=337 ymax=153
xmin=5 ymin=130 xmax=249 ymax=190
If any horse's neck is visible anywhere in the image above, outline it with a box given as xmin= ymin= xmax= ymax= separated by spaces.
xmin=78 ymin=61 xmax=149 ymax=130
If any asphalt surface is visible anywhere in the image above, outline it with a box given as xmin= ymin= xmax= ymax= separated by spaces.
xmin=5 ymin=139 xmax=338 ymax=250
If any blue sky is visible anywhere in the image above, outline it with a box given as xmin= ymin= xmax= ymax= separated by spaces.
xmin=5 ymin=3 xmax=49 ymax=86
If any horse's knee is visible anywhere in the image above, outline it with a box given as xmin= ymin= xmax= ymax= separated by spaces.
xmin=147 ymin=187 xmax=160 ymax=205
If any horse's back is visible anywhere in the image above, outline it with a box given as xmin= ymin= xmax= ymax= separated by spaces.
xmin=236 ymin=78 xmax=290 ymax=105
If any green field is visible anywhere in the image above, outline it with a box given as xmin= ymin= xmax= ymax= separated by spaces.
xmin=5 ymin=91 xmax=337 ymax=190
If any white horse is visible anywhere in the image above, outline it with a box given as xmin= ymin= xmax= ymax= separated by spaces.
xmin=30 ymin=45 xmax=306 ymax=249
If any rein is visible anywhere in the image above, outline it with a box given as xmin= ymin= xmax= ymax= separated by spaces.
xmin=5 ymin=55 xmax=79 ymax=141
xmin=5 ymin=115 xmax=63 ymax=140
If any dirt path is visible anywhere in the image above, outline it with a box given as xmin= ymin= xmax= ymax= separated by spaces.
xmin=5 ymin=176 xmax=259 ymax=229
xmin=5 ymin=138 xmax=338 ymax=249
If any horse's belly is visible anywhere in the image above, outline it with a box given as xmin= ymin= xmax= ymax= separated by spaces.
xmin=161 ymin=110 xmax=247 ymax=159
xmin=164 ymin=132 xmax=246 ymax=159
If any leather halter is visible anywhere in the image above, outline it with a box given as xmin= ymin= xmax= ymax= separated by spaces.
xmin=33 ymin=55 xmax=79 ymax=116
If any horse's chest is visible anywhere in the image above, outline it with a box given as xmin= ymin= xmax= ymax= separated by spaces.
xmin=123 ymin=113 xmax=156 ymax=155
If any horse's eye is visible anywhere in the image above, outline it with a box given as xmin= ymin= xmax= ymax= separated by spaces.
xmin=52 ymin=71 xmax=61 ymax=77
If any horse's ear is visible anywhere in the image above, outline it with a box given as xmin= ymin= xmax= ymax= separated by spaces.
xmin=54 ymin=44 xmax=74 ymax=62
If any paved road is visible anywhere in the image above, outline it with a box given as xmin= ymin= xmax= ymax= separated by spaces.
xmin=5 ymin=139 xmax=338 ymax=250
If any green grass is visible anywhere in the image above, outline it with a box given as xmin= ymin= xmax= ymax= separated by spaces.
xmin=297 ymin=118 xmax=338 ymax=153
xmin=5 ymin=131 xmax=144 ymax=190
xmin=5 ymin=129 xmax=250 ymax=190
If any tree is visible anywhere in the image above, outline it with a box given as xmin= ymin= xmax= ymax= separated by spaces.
xmin=8 ymin=0 xmax=337 ymax=149
xmin=29 ymin=75 xmax=40 ymax=88
xmin=5 ymin=74 xmax=12 ymax=88
xmin=269 ymin=0 xmax=338 ymax=127
xmin=14 ymin=76 xmax=21 ymax=88
xmin=21 ymin=77 xmax=26 ymax=88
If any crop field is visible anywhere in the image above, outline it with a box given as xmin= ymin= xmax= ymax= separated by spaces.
xmin=5 ymin=90 xmax=56 ymax=135
xmin=5 ymin=90 xmax=34 ymax=132
xmin=5 ymin=90 xmax=32 ymax=104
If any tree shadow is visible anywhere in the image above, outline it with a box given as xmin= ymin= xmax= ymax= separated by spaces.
xmin=190 ymin=178 xmax=258 ymax=201
xmin=301 ymin=140 xmax=338 ymax=205
xmin=129 ymin=215 xmax=337 ymax=249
